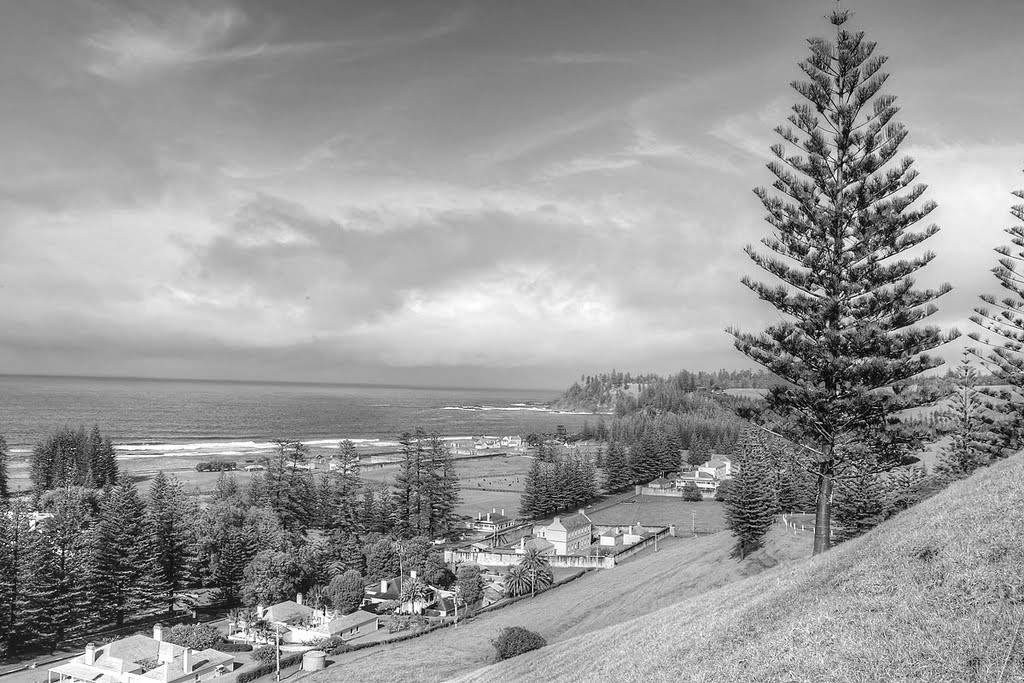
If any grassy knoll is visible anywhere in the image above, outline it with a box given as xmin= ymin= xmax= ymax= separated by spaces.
xmin=455 ymin=454 xmax=1024 ymax=683
xmin=306 ymin=527 xmax=808 ymax=683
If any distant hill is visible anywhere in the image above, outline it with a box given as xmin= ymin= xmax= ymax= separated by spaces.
xmin=456 ymin=454 xmax=1024 ymax=683
xmin=553 ymin=368 xmax=777 ymax=413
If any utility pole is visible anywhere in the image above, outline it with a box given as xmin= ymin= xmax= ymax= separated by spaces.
xmin=275 ymin=623 xmax=281 ymax=682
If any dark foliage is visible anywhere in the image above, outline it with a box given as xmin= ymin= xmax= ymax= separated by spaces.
xmin=492 ymin=626 xmax=547 ymax=661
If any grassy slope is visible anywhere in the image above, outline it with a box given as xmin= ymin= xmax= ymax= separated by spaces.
xmin=310 ymin=527 xmax=809 ymax=683
xmin=455 ymin=454 xmax=1024 ymax=683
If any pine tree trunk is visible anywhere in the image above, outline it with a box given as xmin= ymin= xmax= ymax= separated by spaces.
xmin=813 ymin=454 xmax=833 ymax=555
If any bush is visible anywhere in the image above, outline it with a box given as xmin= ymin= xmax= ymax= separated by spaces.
xmin=196 ymin=461 xmax=237 ymax=472
xmin=682 ymin=484 xmax=704 ymax=502
xmin=492 ymin=626 xmax=546 ymax=661
xmin=252 ymin=645 xmax=279 ymax=663
xmin=235 ymin=653 xmax=304 ymax=683
xmin=212 ymin=641 xmax=252 ymax=653
xmin=166 ymin=623 xmax=221 ymax=650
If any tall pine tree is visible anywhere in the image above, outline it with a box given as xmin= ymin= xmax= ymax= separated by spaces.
xmin=724 ymin=432 xmax=778 ymax=559
xmin=90 ymin=482 xmax=155 ymax=626
xmin=971 ymin=176 xmax=1024 ymax=459
xmin=729 ymin=9 xmax=957 ymax=554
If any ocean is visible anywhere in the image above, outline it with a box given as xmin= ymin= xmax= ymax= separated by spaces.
xmin=0 ymin=375 xmax=597 ymax=460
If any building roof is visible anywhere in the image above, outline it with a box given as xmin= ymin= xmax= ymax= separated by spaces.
xmin=521 ymin=537 xmax=555 ymax=553
xmin=679 ymin=470 xmax=716 ymax=480
xmin=51 ymin=636 xmax=232 ymax=683
xmin=649 ymin=477 xmax=674 ymax=486
xmin=706 ymin=459 xmax=729 ymax=469
xmin=550 ymin=512 xmax=591 ymax=531
xmin=264 ymin=600 xmax=316 ymax=624
xmin=326 ymin=609 xmax=378 ymax=634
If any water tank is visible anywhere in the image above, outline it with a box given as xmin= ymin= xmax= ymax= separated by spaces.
xmin=302 ymin=651 xmax=327 ymax=672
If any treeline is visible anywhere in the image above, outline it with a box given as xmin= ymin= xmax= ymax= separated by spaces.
xmin=0 ymin=426 xmax=462 ymax=658
xmin=555 ymin=368 xmax=778 ymax=412
xmin=29 ymin=425 xmax=119 ymax=494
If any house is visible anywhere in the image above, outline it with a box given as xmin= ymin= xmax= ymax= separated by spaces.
xmin=261 ymin=599 xmax=316 ymax=626
xmin=702 ymin=456 xmax=733 ymax=479
xmin=623 ymin=525 xmax=654 ymax=545
xmin=516 ymin=536 xmax=556 ymax=555
xmin=473 ymin=509 xmax=516 ymax=534
xmin=363 ymin=571 xmax=435 ymax=614
xmin=676 ymin=469 xmax=719 ymax=494
xmin=500 ymin=435 xmax=523 ymax=449
xmin=598 ymin=527 xmax=624 ymax=546
xmin=48 ymin=624 xmax=233 ymax=683
xmin=475 ymin=436 xmax=502 ymax=450
xmin=242 ymin=463 xmax=265 ymax=471
xmin=324 ymin=609 xmax=379 ymax=641
xmin=256 ymin=595 xmax=380 ymax=644
xmin=647 ymin=477 xmax=676 ymax=490
xmin=535 ymin=511 xmax=593 ymax=555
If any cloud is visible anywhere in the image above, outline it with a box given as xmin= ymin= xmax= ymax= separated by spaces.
xmin=524 ymin=52 xmax=641 ymax=65
xmin=84 ymin=1 xmax=475 ymax=81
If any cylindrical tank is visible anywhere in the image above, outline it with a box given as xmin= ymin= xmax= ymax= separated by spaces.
xmin=302 ymin=651 xmax=327 ymax=672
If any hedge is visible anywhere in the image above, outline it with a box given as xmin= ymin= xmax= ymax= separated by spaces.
xmin=212 ymin=641 xmax=253 ymax=653
xmin=235 ymin=653 xmax=304 ymax=683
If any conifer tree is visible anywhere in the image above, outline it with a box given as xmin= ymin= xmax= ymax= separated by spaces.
xmin=832 ymin=464 xmax=885 ymax=542
xmin=394 ymin=430 xmax=425 ymax=538
xmin=147 ymin=472 xmax=198 ymax=613
xmin=91 ymin=482 xmax=155 ymax=626
xmin=329 ymin=439 xmax=363 ymax=533
xmin=0 ymin=434 xmax=9 ymax=501
xmin=934 ymin=352 xmax=988 ymax=478
xmin=730 ymin=9 xmax=957 ymax=554
xmin=970 ymin=176 xmax=1024 ymax=458
xmin=603 ymin=440 xmax=632 ymax=493
xmin=427 ymin=435 xmax=461 ymax=539
xmin=44 ymin=490 xmax=95 ymax=644
xmin=15 ymin=528 xmax=60 ymax=652
xmin=724 ymin=433 xmax=778 ymax=559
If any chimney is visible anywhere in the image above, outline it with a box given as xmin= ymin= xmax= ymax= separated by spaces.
xmin=85 ymin=643 xmax=96 ymax=666
xmin=501 ymin=509 xmax=505 ymax=516
xmin=476 ymin=512 xmax=481 ymax=520
xmin=486 ymin=513 xmax=491 ymax=522
xmin=380 ymin=579 xmax=388 ymax=594
xmin=182 ymin=648 xmax=192 ymax=674
xmin=492 ymin=507 xmax=496 ymax=514
xmin=256 ymin=603 xmax=264 ymax=619
xmin=410 ymin=570 xmax=417 ymax=580
xmin=153 ymin=623 xmax=163 ymax=642
xmin=296 ymin=592 xmax=303 ymax=606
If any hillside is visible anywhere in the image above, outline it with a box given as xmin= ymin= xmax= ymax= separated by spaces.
xmin=455 ymin=454 xmax=1024 ymax=683
xmin=309 ymin=527 xmax=809 ymax=683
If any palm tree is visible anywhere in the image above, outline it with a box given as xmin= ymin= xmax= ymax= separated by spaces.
xmin=503 ymin=565 xmax=531 ymax=598
xmin=518 ymin=549 xmax=553 ymax=597
xmin=399 ymin=577 xmax=430 ymax=614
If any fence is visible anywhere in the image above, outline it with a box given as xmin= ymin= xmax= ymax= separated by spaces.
xmin=607 ymin=527 xmax=674 ymax=562
xmin=444 ymin=550 xmax=615 ymax=570
xmin=779 ymin=514 xmax=836 ymax=539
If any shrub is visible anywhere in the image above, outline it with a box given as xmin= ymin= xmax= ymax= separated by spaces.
xmin=166 ymin=623 xmax=221 ymax=650
xmin=212 ymin=641 xmax=252 ymax=653
xmin=492 ymin=626 xmax=546 ymax=661
xmin=235 ymin=653 xmax=304 ymax=683
xmin=682 ymin=484 xmax=704 ymax=502
xmin=252 ymin=645 xmax=279 ymax=663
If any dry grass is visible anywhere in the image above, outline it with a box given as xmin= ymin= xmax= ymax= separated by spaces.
xmin=453 ymin=454 xmax=1024 ymax=683
xmin=306 ymin=527 xmax=809 ymax=683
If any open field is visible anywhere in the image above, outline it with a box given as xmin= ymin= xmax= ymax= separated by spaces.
xmin=586 ymin=495 xmax=726 ymax=532
xmin=722 ymin=387 xmax=768 ymax=399
xmin=459 ymin=454 xmax=1024 ymax=683
xmin=304 ymin=526 xmax=810 ymax=683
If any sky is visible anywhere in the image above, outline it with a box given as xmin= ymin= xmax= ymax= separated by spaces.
xmin=1 ymin=0 xmax=1022 ymax=390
